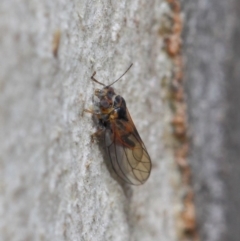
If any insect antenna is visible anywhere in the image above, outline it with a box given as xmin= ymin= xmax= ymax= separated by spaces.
xmin=108 ymin=63 xmax=133 ymax=87
xmin=91 ymin=71 xmax=106 ymax=86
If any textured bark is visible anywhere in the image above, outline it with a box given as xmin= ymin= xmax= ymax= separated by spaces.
xmin=181 ymin=0 xmax=240 ymax=241
xmin=0 ymin=1 xmax=182 ymax=241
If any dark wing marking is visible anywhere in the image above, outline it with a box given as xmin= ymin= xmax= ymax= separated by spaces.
xmin=104 ymin=110 xmax=152 ymax=185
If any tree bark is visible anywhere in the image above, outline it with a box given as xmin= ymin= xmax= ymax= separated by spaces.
xmin=0 ymin=1 xmax=184 ymax=241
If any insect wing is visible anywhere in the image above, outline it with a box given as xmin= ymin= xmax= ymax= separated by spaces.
xmin=105 ymin=110 xmax=151 ymax=185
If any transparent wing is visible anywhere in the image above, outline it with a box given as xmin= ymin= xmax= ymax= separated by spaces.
xmin=104 ymin=111 xmax=152 ymax=185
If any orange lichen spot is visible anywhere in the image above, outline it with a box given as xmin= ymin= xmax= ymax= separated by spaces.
xmin=181 ymin=191 xmax=197 ymax=234
xmin=164 ymin=0 xmax=199 ymax=240
xmin=52 ymin=29 xmax=61 ymax=58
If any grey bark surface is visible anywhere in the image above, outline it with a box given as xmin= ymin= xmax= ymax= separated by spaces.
xmin=181 ymin=0 xmax=240 ymax=241
xmin=0 ymin=1 xmax=182 ymax=241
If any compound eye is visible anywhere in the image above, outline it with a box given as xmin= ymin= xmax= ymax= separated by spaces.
xmin=100 ymin=99 xmax=110 ymax=108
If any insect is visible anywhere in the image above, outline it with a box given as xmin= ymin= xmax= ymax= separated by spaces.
xmin=84 ymin=64 xmax=152 ymax=185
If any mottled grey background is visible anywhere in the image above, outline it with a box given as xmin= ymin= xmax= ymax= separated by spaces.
xmin=0 ymin=1 xmax=183 ymax=241
xmin=181 ymin=0 xmax=240 ymax=241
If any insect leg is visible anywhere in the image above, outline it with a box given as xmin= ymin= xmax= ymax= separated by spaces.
xmin=91 ymin=127 xmax=104 ymax=143
xmin=83 ymin=108 xmax=95 ymax=114
xmin=83 ymin=108 xmax=101 ymax=119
